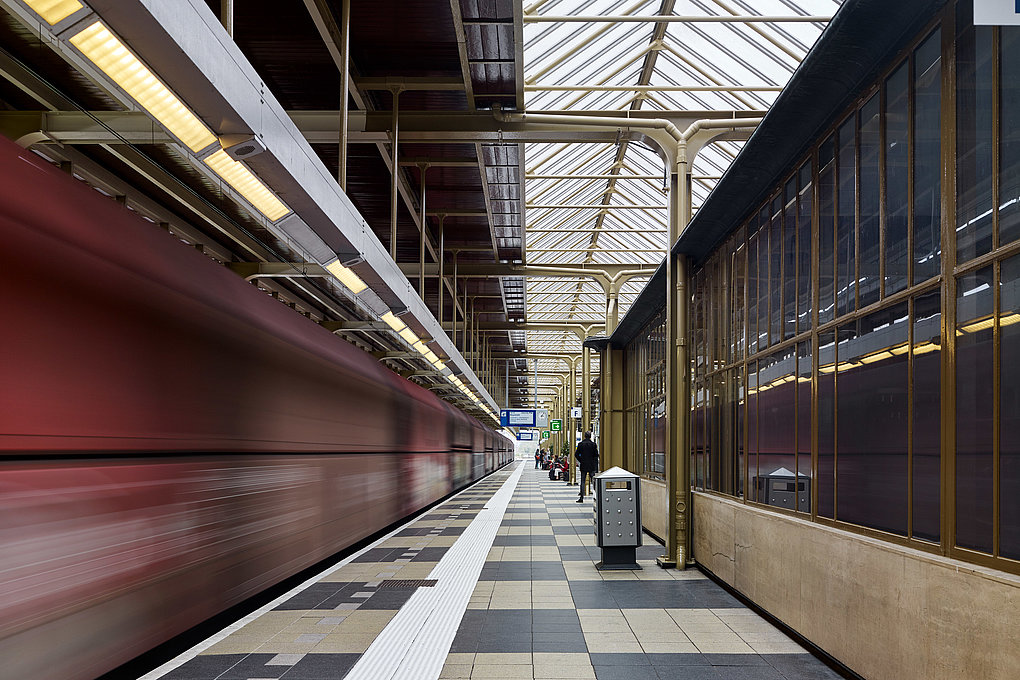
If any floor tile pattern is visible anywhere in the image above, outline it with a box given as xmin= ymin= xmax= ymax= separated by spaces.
xmin=155 ymin=464 xmax=840 ymax=679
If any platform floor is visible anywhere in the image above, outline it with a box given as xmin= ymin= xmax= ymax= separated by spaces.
xmin=147 ymin=461 xmax=841 ymax=680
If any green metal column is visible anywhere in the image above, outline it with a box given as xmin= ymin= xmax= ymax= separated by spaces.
xmin=661 ymin=157 xmax=692 ymax=570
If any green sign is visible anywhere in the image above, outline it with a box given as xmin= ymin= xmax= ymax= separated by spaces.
xmin=550 ymin=420 xmax=562 ymax=431
xmin=541 ymin=430 xmax=550 ymax=439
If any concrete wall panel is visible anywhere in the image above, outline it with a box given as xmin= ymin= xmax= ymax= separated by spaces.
xmin=690 ymin=492 xmax=1020 ymax=680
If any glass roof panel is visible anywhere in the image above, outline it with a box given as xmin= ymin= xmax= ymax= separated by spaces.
xmin=518 ymin=0 xmax=839 ymax=391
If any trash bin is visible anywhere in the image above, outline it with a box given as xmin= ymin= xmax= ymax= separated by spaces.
xmin=593 ymin=466 xmax=642 ymax=570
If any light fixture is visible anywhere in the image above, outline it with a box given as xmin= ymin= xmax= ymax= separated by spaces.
xmin=23 ymin=0 xmax=81 ymax=25
xmin=433 ymin=360 xmax=447 ymax=371
xmin=380 ymin=311 xmax=406 ymax=332
xmin=399 ymin=328 xmax=420 ymax=346
xmin=204 ymin=149 xmax=290 ymax=221
xmin=411 ymin=340 xmax=428 ymax=354
xmin=423 ymin=350 xmax=439 ymax=364
xmin=69 ymin=22 xmax=216 ymax=153
xmin=324 ymin=258 xmax=368 ymax=294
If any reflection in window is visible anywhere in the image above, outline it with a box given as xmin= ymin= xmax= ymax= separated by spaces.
xmin=859 ymin=94 xmax=881 ymax=307
xmin=912 ymin=290 xmax=941 ymax=542
xmin=837 ymin=117 xmax=857 ymax=317
xmin=797 ymin=341 xmax=812 ymax=513
xmin=956 ymin=267 xmax=994 ymax=553
xmin=837 ymin=304 xmax=910 ymax=535
xmin=999 ymin=255 xmax=1020 ymax=559
xmin=783 ymin=178 xmax=798 ymax=340
xmin=913 ymin=31 xmax=942 ymax=283
xmin=770 ymin=197 xmax=783 ymax=345
xmin=747 ymin=360 xmax=759 ymax=503
xmin=885 ymin=61 xmax=910 ymax=295
xmin=1001 ymin=28 xmax=1020 ymax=245
xmin=797 ymin=163 xmax=813 ymax=333
xmin=758 ymin=208 xmax=770 ymax=351
xmin=756 ymin=348 xmax=797 ymax=510
xmin=818 ymin=331 xmax=836 ymax=518
xmin=819 ymin=137 xmax=836 ymax=325
xmin=956 ymin=24 xmax=994 ymax=262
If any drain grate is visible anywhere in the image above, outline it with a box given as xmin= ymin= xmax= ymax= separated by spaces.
xmin=375 ymin=579 xmax=437 ymax=589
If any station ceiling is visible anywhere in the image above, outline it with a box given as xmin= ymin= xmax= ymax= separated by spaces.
xmin=0 ymin=0 xmax=838 ymax=413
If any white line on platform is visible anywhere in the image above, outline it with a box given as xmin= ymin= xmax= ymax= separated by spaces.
xmin=343 ymin=461 xmax=526 ymax=680
xmin=139 ymin=466 xmax=517 ymax=680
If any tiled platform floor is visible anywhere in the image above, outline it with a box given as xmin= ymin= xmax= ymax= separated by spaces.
xmin=152 ymin=462 xmax=841 ymax=680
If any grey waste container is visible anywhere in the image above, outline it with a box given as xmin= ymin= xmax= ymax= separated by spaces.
xmin=593 ymin=466 xmax=642 ymax=570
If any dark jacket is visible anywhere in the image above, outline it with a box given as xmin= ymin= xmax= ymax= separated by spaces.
xmin=574 ymin=439 xmax=599 ymax=472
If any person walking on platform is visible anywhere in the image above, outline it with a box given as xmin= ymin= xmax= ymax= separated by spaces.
xmin=535 ymin=450 xmax=541 ymax=469
xmin=574 ymin=432 xmax=599 ymax=503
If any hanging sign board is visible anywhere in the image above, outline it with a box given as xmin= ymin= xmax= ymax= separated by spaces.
xmin=974 ymin=0 xmax=1020 ymax=24
xmin=516 ymin=431 xmax=535 ymax=441
xmin=541 ymin=430 xmax=550 ymax=440
xmin=550 ymin=420 xmax=562 ymax=431
xmin=500 ymin=409 xmax=549 ymax=427
xmin=570 ymin=407 xmax=583 ymax=419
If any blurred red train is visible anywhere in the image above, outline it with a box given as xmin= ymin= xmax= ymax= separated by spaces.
xmin=0 ymin=136 xmax=512 ymax=680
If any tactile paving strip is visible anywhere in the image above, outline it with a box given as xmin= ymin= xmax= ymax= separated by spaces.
xmin=342 ymin=462 xmax=525 ymax=680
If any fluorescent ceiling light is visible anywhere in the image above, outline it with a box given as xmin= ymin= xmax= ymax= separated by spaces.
xmin=380 ymin=311 xmax=406 ymax=332
xmin=423 ymin=350 xmax=439 ymax=363
xmin=411 ymin=340 xmax=428 ymax=354
xmin=399 ymin=328 xmax=420 ymax=346
xmin=433 ymin=360 xmax=446 ymax=371
xmin=69 ymin=22 xmax=216 ymax=153
xmin=204 ymin=149 xmax=290 ymax=221
xmin=324 ymin=258 xmax=368 ymax=294
xmin=23 ymin=0 xmax=82 ymax=24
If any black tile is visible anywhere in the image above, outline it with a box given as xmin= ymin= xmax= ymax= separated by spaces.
xmin=160 ymin=654 xmax=247 ymax=679
xmin=357 ymin=590 xmax=415 ymax=610
xmin=646 ymin=653 xmax=709 ymax=666
xmin=589 ymin=653 xmax=650 ymax=666
xmin=594 ymin=665 xmax=660 ymax=680
xmin=653 ymin=666 xmax=721 ymax=680
xmin=763 ymin=655 xmax=844 ymax=680
xmin=280 ymin=653 xmax=361 ymax=679
xmin=217 ymin=654 xmax=289 ymax=679
xmin=274 ymin=584 xmax=352 ymax=610
xmin=712 ymin=666 xmax=786 ymax=680
xmin=705 ymin=654 xmax=770 ymax=666
xmin=474 ymin=639 xmax=533 ymax=652
xmin=531 ymin=633 xmax=587 ymax=652
xmin=352 ymin=548 xmax=400 ymax=563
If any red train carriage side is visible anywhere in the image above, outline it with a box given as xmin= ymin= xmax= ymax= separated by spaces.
xmin=0 ymin=136 xmax=511 ymax=680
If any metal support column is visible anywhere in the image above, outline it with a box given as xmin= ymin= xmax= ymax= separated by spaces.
xmin=338 ymin=0 xmax=349 ymax=189
xmin=660 ymin=153 xmax=692 ymax=569
xmin=582 ymin=344 xmax=591 ymax=438
xmin=417 ymin=163 xmax=429 ymax=300
xmin=438 ymin=217 xmax=445 ymax=327
xmin=220 ymin=0 xmax=233 ymax=37
xmin=605 ymin=288 xmax=620 ymax=335
xmin=568 ymin=360 xmax=577 ymax=485
xmin=389 ymin=88 xmax=401 ymax=260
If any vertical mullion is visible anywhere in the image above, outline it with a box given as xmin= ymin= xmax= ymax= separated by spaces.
xmin=940 ymin=12 xmax=957 ymax=557
xmin=991 ymin=27 xmax=1002 ymax=558
xmin=856 ymin=107 xmax=862 ymax=312
xmin=880 ymin=82 xmax=888 ymax=301
xmin=907 ymin=295 xmax=915 ymax=539
xmin=993 ymin=27 xmax=1001 ymax=252
xmin=993 ymin=259 xmax=1001 ymax=557
xmin=812 ymin=148 xmax=821 ymax=520
xmin=908 ymin=49 xmax=916 ymax=288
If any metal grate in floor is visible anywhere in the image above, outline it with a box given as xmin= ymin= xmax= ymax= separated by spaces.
xmin=375 ymin=579 xmax=437 ymax=589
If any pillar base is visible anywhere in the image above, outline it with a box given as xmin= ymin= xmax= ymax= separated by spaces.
xmin=655 ymin=555 xmax=677 ymax=569
xmin=596 ymin=546 xmax=641 ymax=570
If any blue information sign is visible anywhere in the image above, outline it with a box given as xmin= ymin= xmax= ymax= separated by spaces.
xmin=500 ymin=409 xmax=535 ymax=427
